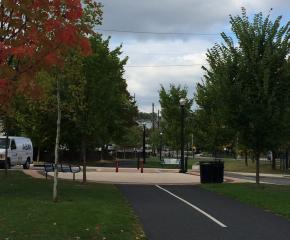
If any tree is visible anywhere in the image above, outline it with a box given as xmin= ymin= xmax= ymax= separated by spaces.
xmin=13 ymin=71 xmax=58 ymax=161
xmin=12 ymin=35 xmax=137 ymax=184
xmin=198 ymin=8 xmax=290 ymax=184
xmin=0 ymin=0 xmax=102 ymax=201
xmin=0 ymin=0 xmax=101 ymax=107
xmin=118 ymin=126 xmax=143 ymax=149
xmin=159 ymin=85 xmax=193 ymax=152
xmin=62 ymin=36 xmax=137 ymax=182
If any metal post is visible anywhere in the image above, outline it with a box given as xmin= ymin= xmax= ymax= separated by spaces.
xmin=143 ymin=124 xmax=146 ymax=164
xmin=180 ymin=104 xmax=185 ymax=173
xmin=191 ymin=133 xmax=194 ymax=159
xmin=185 ymin=142 xmax=189 ymax=171
xmin=159 ymin=133 xmax=163 ymax=162
xmin=137 ymin=151 xmax=140 ymax=169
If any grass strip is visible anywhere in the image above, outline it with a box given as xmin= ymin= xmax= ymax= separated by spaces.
xmin=0 ymin=171 xmax=146 ymax=240
xmin=202 ymin=183 xmax=290 ymax=219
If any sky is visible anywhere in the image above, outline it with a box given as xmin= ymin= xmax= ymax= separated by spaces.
xmin=98 ymin=0 xmax=290 ymax=113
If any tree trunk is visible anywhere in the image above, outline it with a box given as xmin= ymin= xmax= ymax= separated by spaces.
xmin=286 ymin=149 xmax=289 ymax=170
xmin=272 ymin=151 xmax=276 ymax=170
xmin=4 ymin=117 xmax=9 ymax=176
xmin=82 ymin=137 xmax=87 ymax=183
xmin=53 ymin=78 xmax=61 ymax=202
xmin=245 ymin=150 xmax=248 ymax=166
xmin=255 ymin=151 xmax=260 ymax=184
xmin=251 ymin=152 xmax=255 ymax=163
xmin=37 ymin=147 xmax=41 ymax=162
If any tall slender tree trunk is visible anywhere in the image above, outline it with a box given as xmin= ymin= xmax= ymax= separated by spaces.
xmin=37 ymin=147 xmax=41 ymax=162
xmin=251 ymin=152 xmax=255 ymax=163
xmin=255 ymin=151 xmax=260 ymax=184
xmin=245 ymin=150 xmax=248 ymax=166
xmin=286 ymin=149 xmax=289 ymax=170
xmin=81 ymin=137 xmax=87 ymax=183
xmin=272 ymin=150 xmax=276 ymax=170
xmin=53 ymin=78 xmax=61 ymax=202
xmin=4 ymin=117 xmax=9 ymax=176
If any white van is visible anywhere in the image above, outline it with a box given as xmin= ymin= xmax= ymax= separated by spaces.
xmin=0 ymin=136 xmax=33 ymax=169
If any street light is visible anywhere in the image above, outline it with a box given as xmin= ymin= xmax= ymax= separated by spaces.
xmin=159 ymin=132 xmax=163 ymax=162
xmin=179 ymin=98 xmax=186 ymax=173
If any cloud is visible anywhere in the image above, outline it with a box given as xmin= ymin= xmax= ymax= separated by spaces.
xmin=117 ymin=38 xmax=211 ymax=111
xmin=99 ymin=0 xmax=290 ymax=112
xmin=101 ymin=0 xmax=233 ymax=35
xmin=101 ymin=0 xmax=289 ymax=35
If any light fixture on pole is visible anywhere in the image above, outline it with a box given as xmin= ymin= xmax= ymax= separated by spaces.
xmin=142 ymin=123 xmax=146 ymax=164
xmin=179 ymin=98 xmax=186 ymax=173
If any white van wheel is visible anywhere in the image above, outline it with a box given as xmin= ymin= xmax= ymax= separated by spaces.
xmin=23 ymin=159 xmax=30 ymax=169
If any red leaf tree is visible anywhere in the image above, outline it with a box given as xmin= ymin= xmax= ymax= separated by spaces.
xmin=0 ymin=0 xmax=102 ymax=110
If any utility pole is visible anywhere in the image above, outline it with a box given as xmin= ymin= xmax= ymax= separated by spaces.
xmin=152 ymin=103 xmax=155 ymax=131
xmin=157 ymin=110 xmax=160 ymax=129
xmin=152 ymin=103 xmax=155 ymax=156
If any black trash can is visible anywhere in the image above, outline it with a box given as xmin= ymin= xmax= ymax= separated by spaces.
xmin=199 ymin=161 xmax=224 ymax=183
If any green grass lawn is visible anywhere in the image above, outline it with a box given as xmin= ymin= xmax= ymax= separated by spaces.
xmin=0 ymin=171 xmax=146 ymax=240
xmin=202 ymin=183 xmax=290 ymax=219
xmin=194 ymin=157 xmax=290 ymax=174
xmin=144 ymin=156 xmax=289 ymax=174
xmin=144 ymin=156 xmax=197 ymax=169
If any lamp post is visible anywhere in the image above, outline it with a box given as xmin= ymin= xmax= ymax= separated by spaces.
xmin=179 ymin=98 xmax=186 ymax=173
xmin=143 ymin=123 xmax=146 ymax=164
xmin=159 ymin=132 xmax=163 ymax=162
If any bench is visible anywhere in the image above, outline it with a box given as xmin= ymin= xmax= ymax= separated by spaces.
xmin=44 ymin=163 xmax=81 ymax=180
xmin=161 ymin=158 xmax=180 ymax=167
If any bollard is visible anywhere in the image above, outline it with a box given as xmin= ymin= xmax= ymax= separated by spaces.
xmin=140 ymin=160 xmax=143 ymax=173
xmin=116 ymin=160 xmax=119 ymax=172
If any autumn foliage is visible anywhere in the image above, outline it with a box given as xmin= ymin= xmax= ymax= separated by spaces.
xmin=0 ymin=0 xmax=102 ymax=109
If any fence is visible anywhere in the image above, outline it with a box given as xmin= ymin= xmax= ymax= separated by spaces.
xmin=33 ymin=148 xmax=151 ymax=163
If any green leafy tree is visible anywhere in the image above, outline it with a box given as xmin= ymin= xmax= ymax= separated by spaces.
xmin=14 ymin=71 xmax=57 ymax=160
xmin=118 ymin=125 xmax=143 ymax=148
xmin=159 ymin=84 xmax=193 ymax=152
xmin=198 ymin=8 xmax=290 ymax=184
xmin=63 ymin=36 xmax=137 ymax=182
xmin=13 ymin=35 xmax=137 ymax=183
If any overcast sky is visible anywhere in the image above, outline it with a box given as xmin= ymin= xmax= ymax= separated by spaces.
xmin=98 ymin=0 xmax=290 ymax=112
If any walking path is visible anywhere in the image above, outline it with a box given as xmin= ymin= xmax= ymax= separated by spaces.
xmin=24 ymin=166 xmax=247 ymax=185
xmin=119 ymin=184 xmax=290 ymax=240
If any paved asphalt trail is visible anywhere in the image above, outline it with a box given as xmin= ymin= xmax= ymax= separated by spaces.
xmin=118 ymin=185 xmax=290 ymax=240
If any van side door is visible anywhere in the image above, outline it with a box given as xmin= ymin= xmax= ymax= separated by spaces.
xmin=10 ymin=139 xmax=18 ymax=165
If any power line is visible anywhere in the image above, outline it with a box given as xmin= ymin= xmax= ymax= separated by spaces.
xmin=125 ymin=64 xmax=207 ymax=68
xmin=127 ymin=51 xmax=207 ymax=56
xmin=96 ymin=28 xmax=220 ymax=36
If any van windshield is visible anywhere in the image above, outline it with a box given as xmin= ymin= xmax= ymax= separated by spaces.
xmin=0 ymin=138 xmax=10 ymax=149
